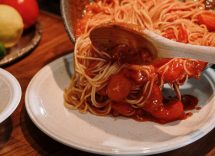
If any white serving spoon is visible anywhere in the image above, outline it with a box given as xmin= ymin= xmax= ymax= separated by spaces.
xmin=89 ymin=23 xmax=215 ymax=63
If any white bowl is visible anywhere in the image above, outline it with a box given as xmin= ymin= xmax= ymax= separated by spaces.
xmin=0 ymin=68 xmax=21 ymax=123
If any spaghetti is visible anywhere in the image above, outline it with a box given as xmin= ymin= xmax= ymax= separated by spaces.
xmin=64 ymin=0 xmax=213 ymax=123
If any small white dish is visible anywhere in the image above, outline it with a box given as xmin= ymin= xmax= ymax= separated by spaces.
xmin=25 ymin=54 xmax=215 ymax=155
xmin=0 ymin=68 xmax=21 ymax=123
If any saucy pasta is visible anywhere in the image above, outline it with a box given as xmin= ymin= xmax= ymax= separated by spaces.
xmin=64 ymin=0 xmax=214 ymax=123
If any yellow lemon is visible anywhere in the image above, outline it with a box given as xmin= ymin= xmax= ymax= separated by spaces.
xmin=0 ymin=5 xmax=24 ymax=48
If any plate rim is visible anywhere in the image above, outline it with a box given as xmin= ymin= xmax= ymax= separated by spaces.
xmin=0 ymin=68 xmax=22 ymax=123
xmin=25 ymin=54 xmax=215 ymax=155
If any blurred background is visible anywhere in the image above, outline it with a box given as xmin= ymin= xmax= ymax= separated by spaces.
xmin=38 ymin=0 xmax=60 ymax=15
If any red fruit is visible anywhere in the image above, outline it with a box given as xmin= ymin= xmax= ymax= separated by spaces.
xmin=0 ymin=0 xmax=39 ymax=29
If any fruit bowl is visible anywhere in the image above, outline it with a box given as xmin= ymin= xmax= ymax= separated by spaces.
xmin=0 ymin=22 xmax=41 ymax=66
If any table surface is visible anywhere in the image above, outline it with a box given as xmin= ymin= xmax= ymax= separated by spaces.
xmin=1 ymin=11 xmax=215 ymax=156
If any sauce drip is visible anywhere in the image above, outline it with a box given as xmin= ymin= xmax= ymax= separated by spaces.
xmin=181 ymin=95 xmax=198 ymax=111
xmin=110 ymin=94 xmax=200 ymax=124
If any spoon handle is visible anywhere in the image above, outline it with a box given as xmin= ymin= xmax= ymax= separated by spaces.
xmin=144 ymin=30 xmax=215 ymax=63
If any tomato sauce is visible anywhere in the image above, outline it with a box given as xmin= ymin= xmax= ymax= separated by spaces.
xmin=196 ymin=106 xmax=202 ymax=110
xmin=75 ymin=1 xmax=206 ymax=124
xmin=110 ymin=94 xmax=200 ymax=124
xmin=91 ymin=42 xmax=205 ymax=123
xmin=109 ymin=44 xmax=153 ymax=65
xmin=106 ymin=62 xmax=202 ymax=123
xmin=75 ymin=1 xmax=107 ymax=37
xmin=205 ymin=0 xmax=215 ymax=10
xmin=181 ymin=95 xmax=198 ymax=111
xmin=163 ymin=25 xmax=188 ymax=43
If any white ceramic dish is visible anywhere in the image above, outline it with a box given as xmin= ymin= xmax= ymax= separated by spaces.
xmin=0 ymin=68 xmax=21 ymax=123
xmin=25 ymin=54 xmax=215 ymax=155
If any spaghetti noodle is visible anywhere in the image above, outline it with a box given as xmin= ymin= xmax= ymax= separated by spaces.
xmin=64 ymin=0 xmax=213 ymax=123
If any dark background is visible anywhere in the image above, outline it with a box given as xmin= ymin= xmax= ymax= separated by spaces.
xmin=38 ymin=0 xmax=61 ymax=15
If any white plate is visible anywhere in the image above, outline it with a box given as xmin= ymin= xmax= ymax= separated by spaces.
xmin=0 ymin=68 xmax=21 ymax=123
xmin=25 ymin=54 xmax=215 ymax=155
